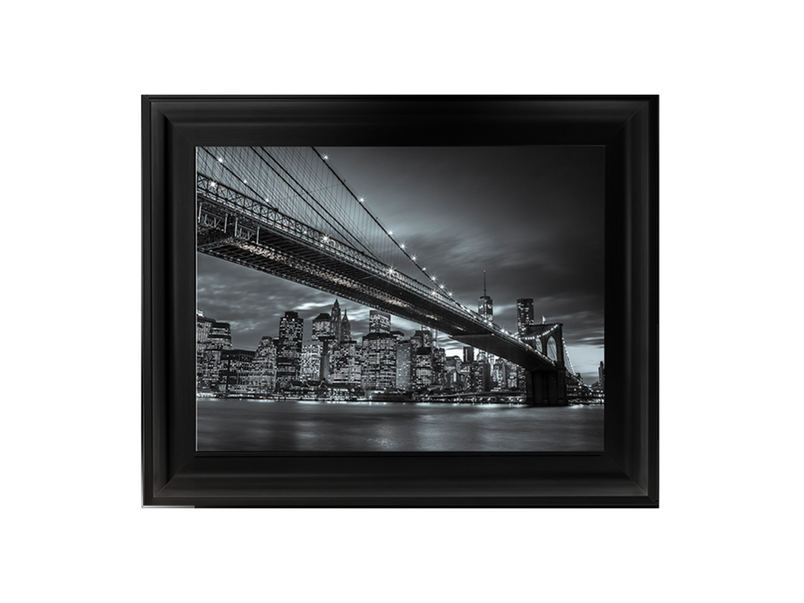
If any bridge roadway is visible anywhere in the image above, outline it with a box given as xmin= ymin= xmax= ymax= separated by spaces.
xmin=196 ymin=173 xmax=559 ymax=374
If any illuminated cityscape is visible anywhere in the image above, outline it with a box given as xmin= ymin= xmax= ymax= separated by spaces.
xmin=197 ymin=294 xmax=604 ymax=403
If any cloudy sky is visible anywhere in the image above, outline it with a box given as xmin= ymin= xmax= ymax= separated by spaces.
xmin=197 ymin=146 xmax=605 ymax=383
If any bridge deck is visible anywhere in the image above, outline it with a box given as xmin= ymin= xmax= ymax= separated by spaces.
xmin=197 ymin=175 xmax=558 ymax=372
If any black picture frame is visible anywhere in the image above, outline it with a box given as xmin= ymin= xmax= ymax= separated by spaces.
xmin=142 ymin=95 xmax=658 ymax=508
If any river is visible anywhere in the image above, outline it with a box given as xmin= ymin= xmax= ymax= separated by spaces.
xmin=197 ymin=398 xmax=604 ymax=452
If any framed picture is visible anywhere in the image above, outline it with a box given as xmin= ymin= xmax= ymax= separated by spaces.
xmin=142 ymin=95 xmax=658 ymax=507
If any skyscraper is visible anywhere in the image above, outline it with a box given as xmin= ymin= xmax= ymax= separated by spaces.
xmin=432 ymin=347 xmax=446 ymax=388
xmin=413 ymin=347 xmax=433 ymax=389
xmin=300 ymin=340 xmax=324 ymax=382
xmin=369 ymin=310 xmax=391 ymax=334
xmin=318 ymin=335 xmax=336 ymax=383
xmin=311 ymin=313 xmax=332 ymax=340
xmin=276 ymin=311 xmax=303 ymax=388
xmin=330 ymin=299 xmax=342 ymax=342
xmin=478 ymin=270 xmax=493 ymax=323
xmin=330 ymin=340 xmax=360 ymax=386
xmin=221 ymin=349 xmax=259 ymax=397
xmin=253 ymin=336 xmax=276 ymax=395
xmin=208 ymin=321 xmax=232 ymax=350
xmin=414 ymin=328 xmax=433 ymax=348
xmin=196 ymin=311 xmax=216 ymax=391
xmin=445 ymin=356 xmax=461 ymax=389
xmin=459 ymin=362 xmax=473 ymax=391
xmin=471 ymin=359 xmax=492 ymax=392
xmin=396 ymin=341 xmax=412 ymax=391
xmin=196 ymin=311 xmax=215 ymax=347
xmin=506 ymin=361 xmax=519 ymax=390
xmin=492 ymin=357 xmax=507 ymax=390
xmin=410 ymin=331 xmax=423 ymax=355
xmin=340 ymin=309 xmax=351 ymax=342
xmin=362 ymin=331 xmax=397 ymax=390
xmin=517 ymin=298 xmax=535 ymax=335
xmin=197 ymin=317 xmax=232 ymax=393
xmin=463 ymin=346 xmax=475 ymax=365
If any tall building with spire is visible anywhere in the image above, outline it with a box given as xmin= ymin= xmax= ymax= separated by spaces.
xmin=340 ymin=309 xmax=351 ymax=342
xmin=478 ymin=270 xmax=493 ymax=323
xmin=598 ymin=361 xmax=605 ymax=390
xmin=330 ymin=299 xmax=342 ymax=342
xmin=477 ymin=272 xmax=494 ymax=364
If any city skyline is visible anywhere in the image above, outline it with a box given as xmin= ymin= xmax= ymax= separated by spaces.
xmin=197 ymin=299 xmax=546 ymax=398
xmin=197 ymin=146 xmax=605 ymax=383
xmin=197 ymin=295 xmax=603 ymax=400
xmin=198 ymin=297 xmax=455 ymax=352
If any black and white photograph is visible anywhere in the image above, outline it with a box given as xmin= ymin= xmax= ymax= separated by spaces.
xmin=6 ymin=1 xmax=803 ymax=601
xmin=195 ymin=146 xmax=605 ymax=451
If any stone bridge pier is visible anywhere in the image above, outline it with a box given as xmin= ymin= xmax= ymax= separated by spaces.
xmin=525 ymin=370 xmax=568 ymax=406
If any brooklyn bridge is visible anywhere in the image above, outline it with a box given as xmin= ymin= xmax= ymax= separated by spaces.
xmin=196 ymin=146 xmax=582 ymax=405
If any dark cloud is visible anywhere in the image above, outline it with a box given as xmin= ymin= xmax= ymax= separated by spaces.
xmin=197 ymin=146 xmax=605 ymax=382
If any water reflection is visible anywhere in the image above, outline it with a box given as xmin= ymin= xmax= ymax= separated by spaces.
xmin=197 ymin=398 xmax=604 ymax=452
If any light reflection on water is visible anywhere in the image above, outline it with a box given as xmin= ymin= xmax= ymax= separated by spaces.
xmin=197 ymin=398 xmax=604 ymax=452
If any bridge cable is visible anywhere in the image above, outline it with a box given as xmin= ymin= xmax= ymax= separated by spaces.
xmin=252 ymin=147 xmax=381 ymax=261
xmin=311 ymin=147 xmax=471 ymax=314
xmin=263 ymin=148 xmax=373 ymax=253
xmin=198 ymin=148 xmax=279 ymax=211
xmin=200 ymin=147 xmax=384 ymax=265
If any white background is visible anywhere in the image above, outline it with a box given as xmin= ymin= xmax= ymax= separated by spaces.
xmin=3 ymin=1 xmax=802 ymax=601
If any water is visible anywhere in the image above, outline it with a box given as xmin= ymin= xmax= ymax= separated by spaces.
xmin=197 ymin=398 xmax=604 ymax=452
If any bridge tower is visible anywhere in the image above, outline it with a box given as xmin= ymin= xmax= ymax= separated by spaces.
xmin=520 ymin=323 xmax=568 ymax=406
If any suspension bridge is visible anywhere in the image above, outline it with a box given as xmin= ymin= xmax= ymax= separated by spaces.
xmin=196 ymin=146 xmax=580 ymax=405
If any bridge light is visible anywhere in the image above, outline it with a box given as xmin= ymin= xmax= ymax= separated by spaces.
xmin=359 ymin=197 xmax=365 ymax=202
xmin=388 ymin=230 xmax=393 ymax=235
xmin=217 ymin=157 xmax=223 ymax=163
xmin=412 ymin=256 xmax=416 ymax=261
xmin=439 ymin=284 xmax=445 ymax=289
xmin=243 ymin=179 xmax=247 ymax=184
xmin=400 ymin=243 xmax=405 ymax=249
xmin=210 ymin=181 xmax=217 ymax=187
xmin=323 ymin=154 xmax=329 ymax=160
